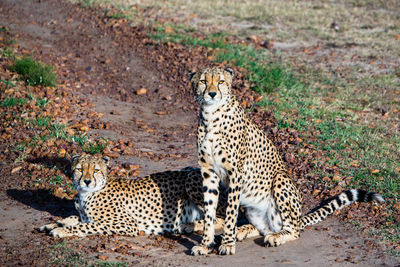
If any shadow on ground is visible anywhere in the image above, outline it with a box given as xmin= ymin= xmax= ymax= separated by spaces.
xmin=7 ymin=189 xmax=75 ymax=218
xmin=26 ymin=156 xmax=72 ymax=175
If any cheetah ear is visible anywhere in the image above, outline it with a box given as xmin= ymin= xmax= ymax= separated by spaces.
xmin=101 ymin=156 xmax=110 ymax=166
xmin=187 ymin=71 xmax=196 ymax=82
xmin=70 ymin=154 xmax=80 ymax=165
xmin=224 ymin=67 xmax=234 ymax=77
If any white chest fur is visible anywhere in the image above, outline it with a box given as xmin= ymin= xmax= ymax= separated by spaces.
xmin=199 ymin=108 xmax=233 ymax=184
xmin=202 ymin=132 xmax=228 ymax=183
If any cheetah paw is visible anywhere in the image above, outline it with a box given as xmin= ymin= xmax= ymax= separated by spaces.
xmin=191 ymin=245 xmax=211 ymax=256
xmin=38 ymin=223 xmax=58 ymax=232
xmin=236 ymin=230 xmax=249 ymax=242
xmin=264 ymin=234 xmax=281 ymax=247
xmin=218 ymin=243 xmax=236 ymax=255
xmin=50 ymin=227 xmax=74 ymax=238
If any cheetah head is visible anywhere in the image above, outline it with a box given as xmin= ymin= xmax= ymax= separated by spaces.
xmin=71 ymin=154 xmax=110 ymax=194
xmin=188 ymin=67 xmax=234 ymax=107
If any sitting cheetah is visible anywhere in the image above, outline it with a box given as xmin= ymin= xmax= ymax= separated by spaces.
xmin=188 ymin=67 xmax=384 ymax=255
xmin=39 ymin=154 xmax=256 ymax=239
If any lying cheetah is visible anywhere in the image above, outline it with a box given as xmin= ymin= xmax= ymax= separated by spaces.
xmin=39 ymin=154 xmax=256 ymax=239
xmin=189 ymin=67 xmax=384 ymax=255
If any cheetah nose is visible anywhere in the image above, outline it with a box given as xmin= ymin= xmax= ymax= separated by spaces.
xmin=84 ymin=180 xmax=91 ymax=186
xmin=208 ymin=92 xmax=217 ymax=98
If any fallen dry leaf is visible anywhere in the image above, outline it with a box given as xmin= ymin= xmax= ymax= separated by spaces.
xmin=103 ymin=152 xmax=120 ymax=158
xmin=164 ymin=26 xmax=174 ymax=34
xmin=136 ymin=88 xmax=147 ymax=95
xmin=332 ymin=175 xmax=342 ymax=182
xmin=11 ymin=166 xmax=23 ymax=174
xmin=97 ymin=255 xmax=109 ymax=261
xmin=59 ymin=148 xmax=66 ymax=157
xmin=254 ymin=95 xmax=263 ymax=102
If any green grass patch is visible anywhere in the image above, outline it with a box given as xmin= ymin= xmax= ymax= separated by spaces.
xmin=28 ymin=117 xmax=68 ymax=140
xmin=151 ymin=26 xmax=301 ymax=94
xmin=51 ymin=241 xmax=126 ymax=267
xmin=49 ymin=122 xmax=69 ymax=139
xmin=48 ymin=175 xmax=75 ymax=195
xmin=260 ymin=78 xmax=399 ymax=199
xmin=4 ymin=39 xmax=15 ymax=46
xmin=31 ymin=116 xmax=52 ymax=127
xmin=83 ymin=142 xmax=107 ymax=155
xmin=71 ymin=134 xmax=89 ymax=147
xmin=51 ymin=241 xmax=88 ymax=266
xmin=107 ymin=11 xmax=133 ymax=20
xmin=9 ymin=57 xmax=56 ymax=87
xmin=150 ymin=26 xmax=228 ymax=49
xmin=14 ymin=141 xmax=28 ymax=152
xmin=216 ymin=47 xmax=300 ymax=94
xmin=94 ymin=262 xmax=127 ymax=267
xmin=36 ymin=98 xmax=50 ymax=108
xmin=0 ymin=97 xmax=28 ymax=107
xmin=50 ymin=175 xmax=64 ymax=185
xmin=1 ymin=47 xmax=14 ymax=59
xmin=1 ymin=79 xmax=16 ymax=89
xmin=389 ymin=249 xmax=400 ymax=257
xmin=26 ymin=117 xmax=106 ymax=154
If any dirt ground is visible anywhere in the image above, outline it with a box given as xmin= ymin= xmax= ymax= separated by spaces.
xmin=0 ymin=0 xmax=398 ymax=266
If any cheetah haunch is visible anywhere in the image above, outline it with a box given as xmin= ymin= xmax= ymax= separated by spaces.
xmin=189 ymin=67 xmax=384 ymax=255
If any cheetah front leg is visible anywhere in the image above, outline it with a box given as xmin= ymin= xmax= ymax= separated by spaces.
xmin=50 ymin=215 xmax=139 ymax=238
xmin=218 ymin=170 xmax=242 ymax=255
xmin=38 ymin=215 xmax=80 ymax=233
xmin=191 ymin=169 xmax=220 ymax=256
xmin=50 ymin=222 xmax=94 ymax=238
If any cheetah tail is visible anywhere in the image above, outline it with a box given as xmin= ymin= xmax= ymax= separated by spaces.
xmin=299 ymin=189 xmax=384 ymax=230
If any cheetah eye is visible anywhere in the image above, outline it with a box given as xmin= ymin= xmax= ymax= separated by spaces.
xmin=218 ymin=80 xmax=224 ymax=84
xmin=94 ymin=169 xmax=100 ymax=173
xmin=200 ymin=80 xmax=206 ymax=84
xmin=77 ymin=168 xmax=83 ymax=172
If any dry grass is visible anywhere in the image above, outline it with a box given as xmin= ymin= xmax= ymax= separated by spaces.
xmin=123 ymin=0 xmax=399 ymax=56
xmin=76 ymin=0 xmax=399 ymax=112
